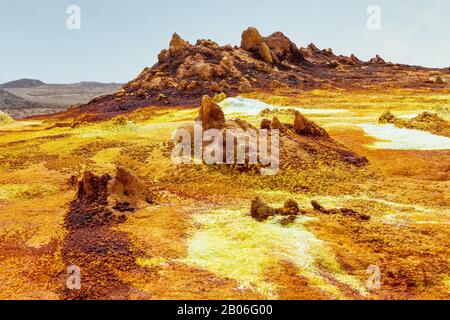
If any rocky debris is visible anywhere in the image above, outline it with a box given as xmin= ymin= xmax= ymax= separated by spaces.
xmin=294 ymin=111 xmax=330 ymax=138
xmin=434 ymin=76 xmax=444 ymax=85
xmin=66 ymin=167 xmax=153 ymax=229
xmin=270 ymin=116 xmax=282 ymax=130
xmin=198 ymin=95 xmax=226 ymax=130
xmin=311 ymin=200 xmax=370 ymax=221
xmin=210 ymin=81 xmax=222 ymax=93
xmin=379 ymin=111 xmax=450 ymax=137
xmin=250 ymin=197 xmax=276 ymax=222
xmin=250 ymin=197 xmax=302 ymax=223
xmin=109 ymin=166 xmax=154 ymax=209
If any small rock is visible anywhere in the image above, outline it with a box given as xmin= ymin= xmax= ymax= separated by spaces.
xmin=210 ymin=81 xmax=222 ymax=92
xmin=239 ymin=79 xmax=253 ymax=93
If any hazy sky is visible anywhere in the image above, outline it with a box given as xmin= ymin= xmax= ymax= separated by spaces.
xmin=0 ymin=0 xmax=449 ymax=84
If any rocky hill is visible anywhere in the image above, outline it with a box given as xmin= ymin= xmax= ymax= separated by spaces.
xmin=58 ymin=27 xmax=450 ymax=120
xmin=0 ymin=89 xmax=42 ymax=118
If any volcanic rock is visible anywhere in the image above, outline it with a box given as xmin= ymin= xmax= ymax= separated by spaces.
xmin=210 ymin=82 xmax=222 ymax=93
xmin=370 ymin=54 xmax=386 ymax=64
xmin=263 ymin=31 xmax=304 ymax=64
xmin=198 ymin=95 xmax=226 ymax=130
xmin=239 ymin=79 xmax=253 ymax=93
xmin=169 ymin=33 xmax=190 ymax=55
xmin=311 ymin=200 xmax=370 ymax=221
xmin=241 ymin=27 xmax=263 ymax=51
xmin=250 ymin=197 xmax=276 ymax=222
xmin=66 ymin=167 xmax=153 ymax=229
xmin=63 ymin=28 xmax=450 ymax=120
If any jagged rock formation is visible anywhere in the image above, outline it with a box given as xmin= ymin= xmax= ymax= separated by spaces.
xmin=379 ymin=111 xmax=450 ymax=137
xmin=60 ymin=27 xmax=450 ymax=120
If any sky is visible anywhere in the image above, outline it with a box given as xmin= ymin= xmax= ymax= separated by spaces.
xmin=0 ymin=0 xmax=449 ymax=84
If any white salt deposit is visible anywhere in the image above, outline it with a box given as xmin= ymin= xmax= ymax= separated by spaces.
xmin=359 ymin=124 xmax=450 ymax=150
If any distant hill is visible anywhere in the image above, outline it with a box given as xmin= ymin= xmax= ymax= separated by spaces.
xmin=0 ymin=81 xmax=122 ymax=119
xmin=0 ymin=78 xmax=46 ymax=89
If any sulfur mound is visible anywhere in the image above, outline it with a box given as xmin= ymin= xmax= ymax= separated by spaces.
xmin=0 ymin=110 xmax=14 ymax=125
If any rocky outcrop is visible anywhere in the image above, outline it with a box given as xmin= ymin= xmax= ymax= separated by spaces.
xmin=258 ymin=42 xmax=273 ymax=63
xmin=379 ymin=110 xmax=396 ymax=124
xmin=259 ymin=112 xmax=369 ymax=168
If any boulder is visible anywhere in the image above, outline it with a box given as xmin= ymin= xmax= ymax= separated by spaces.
xmin=198 ymin=95 xmax=226 ymax=130
xmin=263 ymin=32 xmax=304 ymax=63
xmin=241 ymin=27 xmax=263 ymax=51
xmin=250 ymin=197 xmax=275 ymax=222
